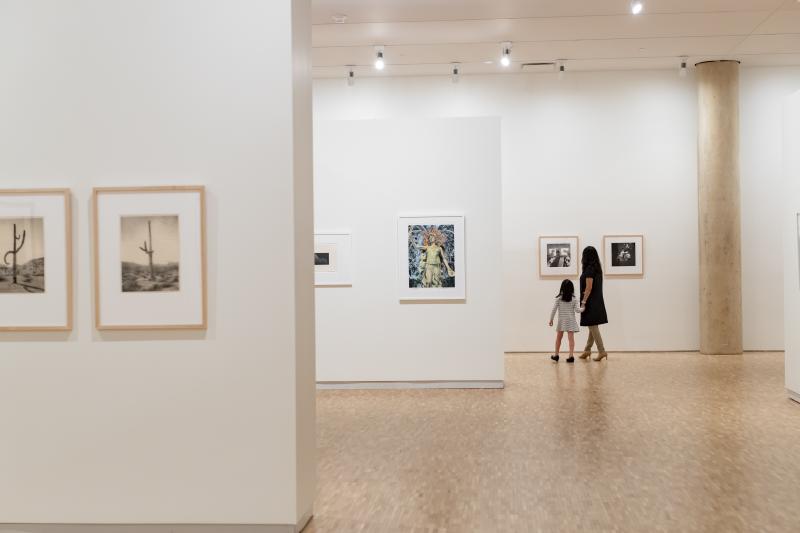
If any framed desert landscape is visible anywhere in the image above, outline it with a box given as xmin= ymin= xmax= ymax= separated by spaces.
xmin=0 ymin=189 xmax=72 ymax=331
xmin=315 ymin=233 xmax=352 ymax=287
xmin=397 ymin=215 xmax=465 ymax=301
xmin=538 ymin=236 xmax=579 ymax=278
xmin=604 ymin=235 xmax=644 ymax=277
xmin=93 ymin=186 xmax=207 ymax=330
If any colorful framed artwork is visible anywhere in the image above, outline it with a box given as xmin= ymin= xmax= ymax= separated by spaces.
xmin=604 ymin=235 xmax=644 ymax=278
xmin=538 ymin=236 xmax=579 ymax=278
xmin=0 ymin=189 xmax=72 ymax=331
xmin=314 ymin=233 xmax=352 ymax=287
xmin=93 ymin=186 xmax=207 ymax=330
xmin=397 ymin=215 xmax=465 ymax=301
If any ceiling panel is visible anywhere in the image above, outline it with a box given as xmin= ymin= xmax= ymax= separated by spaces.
xmin=735 ymin=33 xmax=800 ymax=53
xmin=311 ymin=0 xmax=786 ymax=24
xmin=312 ymin=12 xmax=771 ymax=47
xmin=753 ymin=9 xmax=800 ymax=33
xmin=311 ymin=0 xmax=800 ymax=75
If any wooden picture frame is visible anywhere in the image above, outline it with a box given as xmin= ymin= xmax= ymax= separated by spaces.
xmin=0 ymin=188 xmax=73 ymax=332
xmin=538 ymin=236 xmax=580 ymax=279
xmin=603 ymin=234 xmax=645 ymax=278
xmin=92 ymin=186 xmax=207 ymax=330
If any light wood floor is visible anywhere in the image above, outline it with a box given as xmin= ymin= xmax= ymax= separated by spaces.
xmin=305 ymin=352 xmax=800 ymax=532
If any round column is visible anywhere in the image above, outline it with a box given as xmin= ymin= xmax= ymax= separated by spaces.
xmin=696 ymin=60 xmax=743 ymax=355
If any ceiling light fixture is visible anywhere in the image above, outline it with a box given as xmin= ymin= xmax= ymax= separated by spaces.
xmin=500 ymin=42 xmax=512 ymax=67
xmin=631 ymin=2 xmax=644 ymax=15
xmin=679 ymin=57 xmax=688 ymax=77
xmin=558 ymin=61 xmax=566 ymax=80
xmin=347 ymin=67 xmax=355 ymax=86
xmin=452 ymin=63 xmax=461 ymax=83
xmin=374 ymin=46 xmax=385 ymax=71
xmin=332 ymin=14 xmax=347 ymax=24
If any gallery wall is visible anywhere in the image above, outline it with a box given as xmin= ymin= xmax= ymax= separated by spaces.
xmin=0 ymin=0 xmax=314 ymax=528
xmin=784 ymin=90 xmax=800 ymax=400
xmin=314 ymin=66 xmax=800 ymax=352
xmin=314 ymin=118 xmax=504 ymax=383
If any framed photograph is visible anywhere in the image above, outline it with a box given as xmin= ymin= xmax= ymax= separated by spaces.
xmin=314 ymin=233 xmax=352 ymax=286
xmin=0 ymin=189 xmax=72 ymax=331
xmin=93 ymin=186 xmax=207 ymax=330
xmin=538 ymin=236 xmax=579 ymax=278
xmin=397 ymin=215 xmax=465 ymax=301
xmin=604 ymin=235 xmax=644 ymax=277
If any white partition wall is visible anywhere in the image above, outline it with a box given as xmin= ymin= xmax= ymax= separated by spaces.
xmin=314 ymin=118 xmax=504 ymax=385
xmin=785 ymin=90 xmax=800 ymax=402
xmin=0 ymin=0 xmax=315 ymax=530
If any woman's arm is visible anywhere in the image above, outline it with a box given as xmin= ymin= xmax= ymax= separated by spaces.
xmin=575 ymin=298 xmax=584 ymax=314
xmin=582 ymin=277 xmax=594 ymax=306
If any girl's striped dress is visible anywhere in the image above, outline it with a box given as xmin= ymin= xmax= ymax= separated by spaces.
xmin=550 ymin=296 xmax=583 ymax=333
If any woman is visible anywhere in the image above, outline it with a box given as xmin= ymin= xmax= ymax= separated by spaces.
xmin=579 ymin=246 xmax=609 ymax=361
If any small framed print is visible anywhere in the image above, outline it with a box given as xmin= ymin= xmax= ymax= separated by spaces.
xmin=0 ymin=189 xmax=72 ymax=331
xmin=93 ymin=186 xmax=207 ymax=330
xmin=538 ymin=236 xmax=579 ymax=278
xmin=398 ymin=215 xmax=465 ymax=301
xmin=797 ymin=214 xmax=800 ymax=289
xmin=604 ymin=235 xmax=644 ymax=278
xmin=314 ymin=233 xmax=352 ymax=286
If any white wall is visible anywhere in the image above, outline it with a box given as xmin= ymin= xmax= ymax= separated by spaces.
xmin=0 ymin=0 xmax=314 ymax=528
xmin=314 ymin=118 xmax=504 ymax=383
xmin=784 ymin=90 xmax=800 ymax=399
xmin=314 ymin=66 xmax=800 ymax=352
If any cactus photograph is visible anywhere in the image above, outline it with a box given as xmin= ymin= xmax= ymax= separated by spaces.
xmin=0 ymin=217 xmax=45 ymax=293
xmin=120 ymin=215 xmax=180 ymax=292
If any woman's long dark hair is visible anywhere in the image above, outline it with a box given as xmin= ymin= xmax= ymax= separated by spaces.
xmin=557 ymin=279 xmax=575 ymax=302
xmin=581 ymin=246 xmax=603 ymax=275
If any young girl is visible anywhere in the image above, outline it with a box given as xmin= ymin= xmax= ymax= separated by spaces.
xmin=549 ymin=279 xmax=584 ymax=363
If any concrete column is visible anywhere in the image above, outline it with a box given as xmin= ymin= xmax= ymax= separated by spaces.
xmin=697 ymin=60 xmax=743 ymax=355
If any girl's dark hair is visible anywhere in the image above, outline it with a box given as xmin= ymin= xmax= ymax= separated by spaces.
xmin=557 ymin=279 xmax=575 ymax=302
xmin=581 ymin=246 xmax=603 ymax=275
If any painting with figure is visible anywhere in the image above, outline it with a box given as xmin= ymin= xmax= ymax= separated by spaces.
xmin=407 ymin=224 xmax=456 ymax=289
xmin=611 ymin=242 xmax=636 ymax=267
xmin=0 ymin=217 xmax=45 ymax=293
xmin=120 ymin=215 xmax=180 ymax=292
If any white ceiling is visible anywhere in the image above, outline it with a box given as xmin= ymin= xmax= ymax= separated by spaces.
xmin=311 ymin=0 xmax=800 ymax=78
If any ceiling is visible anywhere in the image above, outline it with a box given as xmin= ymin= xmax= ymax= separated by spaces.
xmin=311 ymin=0 xmax=800 ymax=78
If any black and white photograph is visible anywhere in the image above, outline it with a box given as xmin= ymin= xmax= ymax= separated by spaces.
xmin=0 ymin=217 xmax=45 ymax=293
xmin=604 ymin=235 xmax=644 ymax=277
xmin=120 ymin=215 xmax=180 ymax=292
xmin=546 ymin=243 xmax=571 ymax=268
xmin=315 ymin=252 xmax=331 ymax=266
xmin=314 ymin=233 xmax=351 ymax=286
xmin=539 ymin=236 xmax=579 ymax=278
xmin=611 ymin=242 xmax=636 ymax=267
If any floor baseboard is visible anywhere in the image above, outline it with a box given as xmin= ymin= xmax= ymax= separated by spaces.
xmin=317 ymin=380 xmax=504 ymax=390
xmin=0 ymin=525 xmax=295 ymax=533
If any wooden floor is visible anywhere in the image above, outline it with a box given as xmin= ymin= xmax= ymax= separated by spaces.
xmin=305 ymin=353 xmax=800 ymax=532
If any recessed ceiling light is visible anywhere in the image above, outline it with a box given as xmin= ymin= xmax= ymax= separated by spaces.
xmin=374 ymin=46 xmax=385 ymax=70
xmin=332 ymin=14 xmax=347 ymax=24
xmin=500 ymin=42 xmax=512 ymax=67
xmin=631 ymin=2 xmax=644 ymax=15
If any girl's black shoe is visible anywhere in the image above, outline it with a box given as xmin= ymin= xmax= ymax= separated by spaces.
xmin=550 ymin=354 xmax=559 ymax=362
xmin=566 ymin=356 xmax=575 ymax=363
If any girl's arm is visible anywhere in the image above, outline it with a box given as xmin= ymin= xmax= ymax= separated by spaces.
xmin=582 ymin=277 xmax=594 ymax=306
xmin=549 ymin=299 xmax=558 ymax=326
xmin=575 ymin=298 xmax=584 ymax=314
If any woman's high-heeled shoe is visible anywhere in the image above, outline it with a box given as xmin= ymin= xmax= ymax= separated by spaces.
xmin=593 ymin=352 xmax=608 ymax=361
xmin=579 ymin=352 xmax=591 ymax=360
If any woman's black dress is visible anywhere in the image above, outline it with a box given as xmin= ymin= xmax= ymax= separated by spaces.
xmin=580 ymin=265 xmax=608 ymax=327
